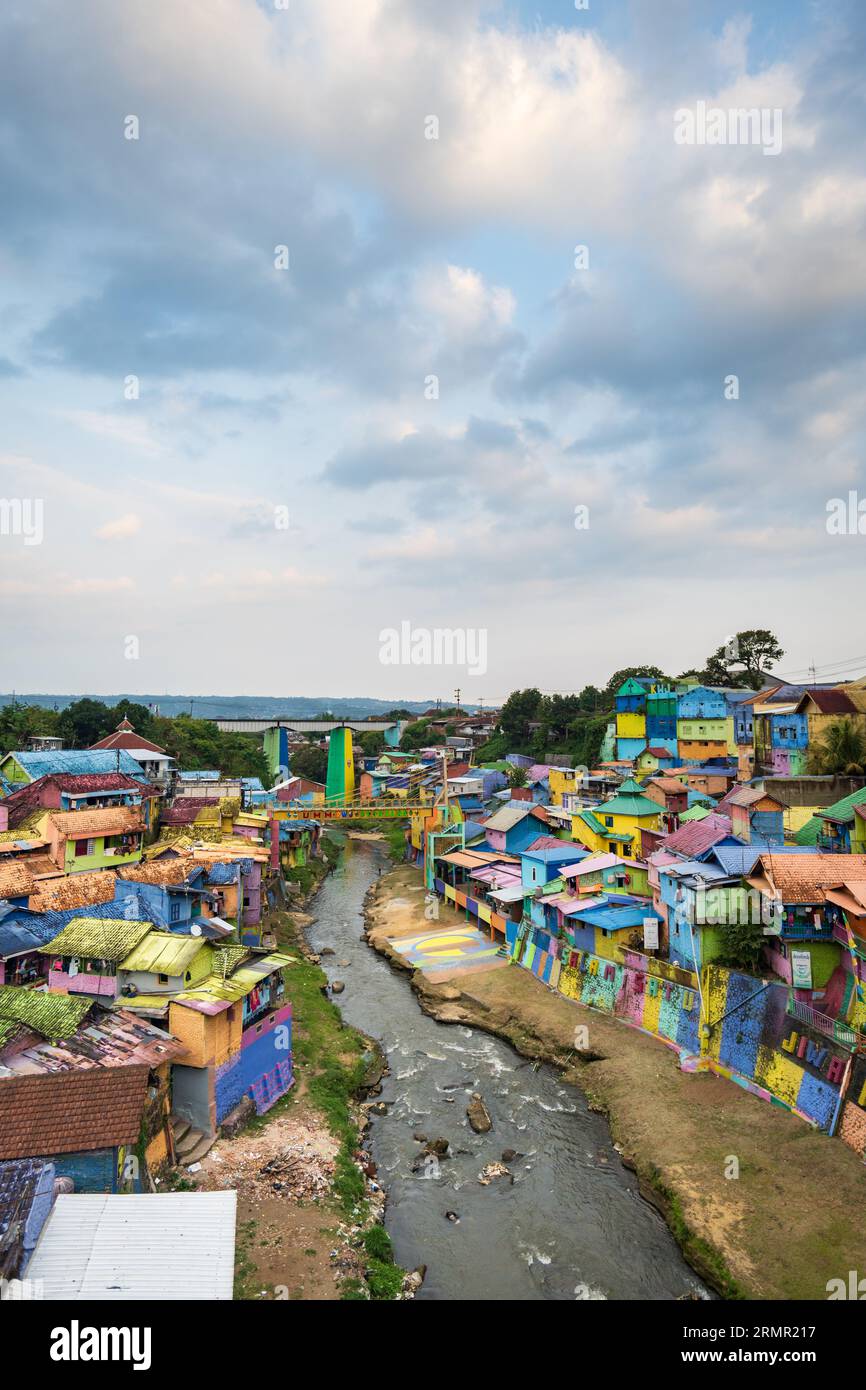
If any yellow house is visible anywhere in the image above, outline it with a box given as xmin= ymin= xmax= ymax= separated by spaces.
xmin=549 ymin=766 xmax=584 ymax=807
xmin=570 ymin=778 xmax=661 ymax=857
xmin=617 ymin=712 xmax=646 ymax=741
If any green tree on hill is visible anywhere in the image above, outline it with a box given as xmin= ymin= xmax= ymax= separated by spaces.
xmin=703 ymin=629 xmax=784 ymax=689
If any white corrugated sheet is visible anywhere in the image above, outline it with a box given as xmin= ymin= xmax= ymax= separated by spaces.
xmin=26 ymin=1191 xmax=237 ymax=1300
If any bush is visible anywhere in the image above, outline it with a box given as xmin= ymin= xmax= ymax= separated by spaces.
xmin=363 ymin=1224 xmax=394 ymax=1264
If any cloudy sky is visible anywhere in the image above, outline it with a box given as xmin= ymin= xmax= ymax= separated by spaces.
xmin=1 ymin=0 xmax=865 ymax=702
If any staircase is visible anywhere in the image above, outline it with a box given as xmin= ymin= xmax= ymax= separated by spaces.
xmin=171 ymin=1115 xmax=216 ymax=1167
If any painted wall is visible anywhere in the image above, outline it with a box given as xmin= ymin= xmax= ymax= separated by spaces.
xmin=215 ymin=1002 xmax=293 ymax=1119
xmin=511 ymin=932 xmax=849 ymax=1132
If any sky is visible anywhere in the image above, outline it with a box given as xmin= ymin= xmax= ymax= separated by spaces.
xmin=1 ymin=0 xmax=865 ymax=703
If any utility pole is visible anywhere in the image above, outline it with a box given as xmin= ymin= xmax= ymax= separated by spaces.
xmin=454 ymin=688 xmax=461 ymax=714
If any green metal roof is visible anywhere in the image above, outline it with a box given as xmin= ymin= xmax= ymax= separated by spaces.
xmin=119 ymin=932 xmax=209 ymax=975
xmin=679 ymin=804 xmax=713 ymax=823
xmin=589 ymin=779 xmax=661 ymax=819
xmin=172 ymin=951 xmax=295 ymax=1010
xmin=39 ymin=917 xmax=153 ymax=962
xmin=577 ymin=811 xmax=633 ymax=841
xmin=815 ymin=786 xmax=866 ymax=825
xmin=0 ymin=985 xmax=92 ymax=1040
xmin=795 ymin=815 xmax=821 ymax=846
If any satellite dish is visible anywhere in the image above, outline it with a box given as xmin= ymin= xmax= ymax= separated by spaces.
xmin=190 ymin=923 xmax=203 ymax=937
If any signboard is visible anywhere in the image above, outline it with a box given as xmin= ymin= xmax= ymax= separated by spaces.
xmin=642 ymin=917 xmax=659 ymax=951
xmin=791 ymin=950 xmax=813 ymax=990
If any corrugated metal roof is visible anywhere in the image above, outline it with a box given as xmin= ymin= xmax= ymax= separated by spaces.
xmin=119 ymin=932 xmax=208 ymax=975
xmin=4 ymin=750 xmax=146 ymax=779
xmin=0 ymin=986 xmax=92 ymax=1040
xmin=39 ymin=917 xmax=153 ymax=961
xmin=26 ymin=1191 xmax=237 ymax=1300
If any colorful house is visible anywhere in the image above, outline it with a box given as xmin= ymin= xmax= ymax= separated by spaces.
xmin=798 ymin=787 xmax=866 ymax=855
xmin=0 ymin=1064 xmax=152 ymax=1193
xmin=481 ymin=802 xmax=550 ymax=854
xmin=725 ymin=786 xmax=786 ymax=847
xmin=90 ymin=718 xmax=176 ymax=785
xmin=0 ymin=772 xmax=161 ymax=834
xmin=746 ymin=853 xmax=865 ymax=995
xmin=614 ymin=678 xmax=649 ymax=762
xmin=44 ymin=807 xmax=144 ymax=875
xmin=644 ymin=688 xmax=678 ymax=756
xmin=0 ymin=748 xmax=147 ymax=790
xmin=634 ymin=745 xmax=677 ymax=777
xmin=167 ymin=950 xmax=294 ymax=1133
xmin=570 ymin=779 xmax=661 ymax=857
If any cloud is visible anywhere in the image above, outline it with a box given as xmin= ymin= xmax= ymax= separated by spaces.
xmin=95 ymin=512 xmax=141 ymax=539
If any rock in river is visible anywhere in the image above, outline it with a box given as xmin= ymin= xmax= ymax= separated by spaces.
xmin=466 ymin=1092 xmax=493 ymax=1133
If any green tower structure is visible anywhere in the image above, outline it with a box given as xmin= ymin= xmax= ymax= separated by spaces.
xmin=326 ymin=726 xmax=355 ymax=803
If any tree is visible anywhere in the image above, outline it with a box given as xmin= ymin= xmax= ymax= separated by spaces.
xmin=715 ymin=916 xmax=766 ymax=974
xmin=359 ymin=731 xmax=385 ymax=758
xmin=401 ymin=719 xmax=434 ymax=752
xmin=111 ymin=700 xmax=154 ymax=735
xmin=289 ymin=744 xmax=328 ymax=784
xmin=498 ymin=688 xmax=542 ymax=746
xmin=57 ymin=698 xmax=115 ymax=747
xmin=506 ymin=763 xmax=528 ymax=788
xmin=0 ymin=703 xmax=61 ymax=755
xmin=703 ymin=629 xmax=784 ymax=689
xmin=577 ymin=685 xmax=603 ymax=713
xmin=807 ymin=718 xmax=866 ymax=775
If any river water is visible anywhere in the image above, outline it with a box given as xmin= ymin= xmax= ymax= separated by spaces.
xmin=307 ymin=835 xmax=707 ymax=1302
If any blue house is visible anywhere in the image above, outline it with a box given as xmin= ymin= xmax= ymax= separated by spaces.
xmin=520 ymin=844 xmax=586 ymax=889
xmin=114 ymin=867 xmax=214 ymax=931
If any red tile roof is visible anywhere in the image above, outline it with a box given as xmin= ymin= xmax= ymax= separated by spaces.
xmin=91 ymin=719 xmax=168 ymax=755
xmin=660 ymin=813 xmax=732 ymax=857
xmin=0 ymin=1065 xmax=149 ymax=1159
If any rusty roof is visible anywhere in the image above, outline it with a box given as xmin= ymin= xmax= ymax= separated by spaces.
xmin=750 ymin=852 xmax=866 ymax=903
xmin=28 ymin=870 xmax=118 ymax=913
xmin=0 ymin=862 xmax=36 ymax=899
xmin=48 ymin=807 xmax=144 ymax=837
xmin=0 ymin=1065 xmax=149 ymax=1159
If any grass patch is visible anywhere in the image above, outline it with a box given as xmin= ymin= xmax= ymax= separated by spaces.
xmin=363 ymin=1224 xmax=394 ymax=1263
xmin=649 ymin=1169 xmax=745 ymax=1300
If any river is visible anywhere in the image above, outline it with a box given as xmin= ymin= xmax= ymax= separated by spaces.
xmin=306 ymin=834 xmax=707 ymax=1302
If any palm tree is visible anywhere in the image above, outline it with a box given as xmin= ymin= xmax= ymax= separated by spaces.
xmin=507 ymin=763 xmax=529 ymax=788
xmin=807 ymin=718 xmax=866 ymax=776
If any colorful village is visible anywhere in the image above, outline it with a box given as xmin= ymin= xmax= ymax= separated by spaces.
xmin=4 ymin=663 xmax=866 ymax=1303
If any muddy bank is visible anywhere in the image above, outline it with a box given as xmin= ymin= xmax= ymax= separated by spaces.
xmin=363 ymin=865 xmax=866 ymax=1301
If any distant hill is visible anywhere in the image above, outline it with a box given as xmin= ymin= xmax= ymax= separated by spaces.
xmin=0 ymin=694 xmax=481 ymax=719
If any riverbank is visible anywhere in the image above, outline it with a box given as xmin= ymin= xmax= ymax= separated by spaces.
xmin=183 ymin=840 xmax=413 ymax=1301
xmin=364 ymin=863 xmax=866 ymax=1301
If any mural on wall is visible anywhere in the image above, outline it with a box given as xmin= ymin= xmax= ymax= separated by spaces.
xmin=512 ymin=932 xmax=851 ymax=1133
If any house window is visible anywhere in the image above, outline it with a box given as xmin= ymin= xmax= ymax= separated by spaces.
xmin=604 ymin=816 xmax=613 ymax=827
xmin=74 ymin=838 xmax=96 ymax=857
xmin=169 ymin=901 xmax=181 ymax=923
xmin=157 ymin=973 xmax=169 ymax=984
